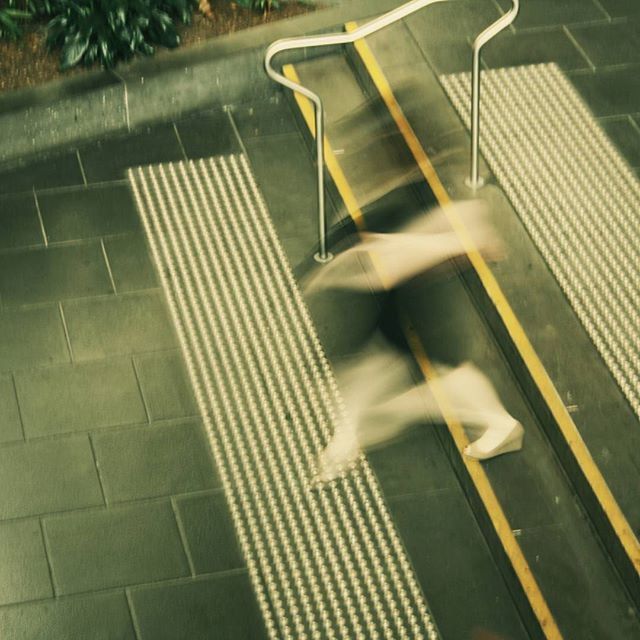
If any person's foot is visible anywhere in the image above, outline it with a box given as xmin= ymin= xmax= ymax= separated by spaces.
xmin=313 ymin=423 xmax=360 ymax=483
xmin=436 ymin=362 xmax=524 ymax=460
xmin=463 ymin=415 xmax=524 ymax=460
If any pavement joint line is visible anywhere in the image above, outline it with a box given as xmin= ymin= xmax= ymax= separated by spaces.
xmin=111 ymin=69 xmax=132 ymax=132
xmin=57 ymin=301 xmax=75 ymax=364
xmin=172 ymin=122 xmax=189 ymax=162
xmin=10 ymin=372 xmax=27 ymax=443
xmin=170 ymin=497 xmax=197 ymax=577
xmin=124 ymin=588 xmax=143 ymax=640
xmin=32 ymin=188 xmax=48 ymax=248
xmin=563 ymin=25 xmax=597 ymax=72
xmin=38 ymin=518 xmax=58 ymax=598
xmin=510 ymin=17 xmax=614 ymax=35
xmin=129 ymin=357 xmax=152 ymax=425
xmin=0 ymin=490 xmax=223 ymax=530
xmin=587 ymin=61 xmax=640 ymax=73
xmin=0 ymin=567 xmax=251 ymax=612
xmin=88 ymin=433 xmax=110 ymax=506
xmin=2 ymin=347 xmax=183 ymax=379
xmin=100 ymin=238 xmax=119 ymax=295
xmin=0 ymin=414 xmax=205 ymax=449
xmin=350 ymin=21 xmax=640 ymax=581
xmin=75 ymin=149 xmax=88 ymax=186
xmin=226 ymin=108 xmax=251 ymax=159
xmin=628 ymin=114 xmax=640 ymax=136
xmin=0 ymin=176 xmax=130 ymax=201
xmin=9 ymin=285 xmax=164 ymax=312
xmin=290 ymin=27 xmax=561 ymax=638
xmin=0 ymin=236 xmax=110 ymax=257
xmin=590 ymin=0 xmax=612 ymax=22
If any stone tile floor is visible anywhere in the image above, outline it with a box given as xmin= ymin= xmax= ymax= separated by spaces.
xmin=0 ymin=0 xmax=638 ymax=637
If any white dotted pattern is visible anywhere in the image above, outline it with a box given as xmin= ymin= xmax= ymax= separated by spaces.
xmin=442 ymin=63 xmax=640 ymax=420
xmin=128 ymin=155 xmax=439 ymax=640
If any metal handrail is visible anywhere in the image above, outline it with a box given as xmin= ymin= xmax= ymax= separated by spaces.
xmin=469 ymin=0 xmax=520 ymax=189
xmin=265 ymin=0 xmax=519 ymax=261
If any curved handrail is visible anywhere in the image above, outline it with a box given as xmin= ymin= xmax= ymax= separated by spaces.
xmin=265 ymin=0 xmax=519 ymax=260
xmin=469 ymin=0 xmax=520 ymax=189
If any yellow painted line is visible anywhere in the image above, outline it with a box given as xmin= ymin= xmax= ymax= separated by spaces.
xmin=283 ymin=65 xmax=365 ymax=232
xmin=403 ymin=318 xmax=559 ymax=638
xmin=286 ymin=41 xmax=560 ymax=638
xmin=347 ymin=20 xmax=640 ymax=581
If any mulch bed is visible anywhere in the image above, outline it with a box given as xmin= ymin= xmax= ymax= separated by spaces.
xmin=0 ymin=1 xmax=315 ymax=94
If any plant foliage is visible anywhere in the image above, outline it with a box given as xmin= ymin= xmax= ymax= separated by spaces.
xmin=45 ymin=0 xmax=197 ymax=69
xmin=0 ymin=1 xmax=31 ymax=40
xmin=234 ymin=0 xmax=309 ymax=12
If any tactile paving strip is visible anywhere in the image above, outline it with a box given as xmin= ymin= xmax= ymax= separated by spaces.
xmin=128 ymin=155 xmax=439 ymax=640
xmin=442 ymin=63 xmax=640 ymax=420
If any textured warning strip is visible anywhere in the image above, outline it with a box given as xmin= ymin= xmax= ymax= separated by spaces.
xmin=128 ymin=155 xmax=439 ymax=640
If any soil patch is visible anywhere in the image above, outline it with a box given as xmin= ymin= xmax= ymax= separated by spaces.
xmin=0 ymin=1 xmax=316 ymax=94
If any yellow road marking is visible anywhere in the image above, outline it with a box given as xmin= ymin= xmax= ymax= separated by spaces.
xmin=285 ymin=41 xmax=562 ymax=639
xmin=283 ymin=65 xmax=365 ymax=231
xmin=347 ymin=21 xmax=640 ymax=581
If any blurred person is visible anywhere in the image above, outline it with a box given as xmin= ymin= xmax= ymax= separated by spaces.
xmin=305 ymin=200 xmax=523 ymax=483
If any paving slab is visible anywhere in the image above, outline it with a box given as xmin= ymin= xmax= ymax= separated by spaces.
xmin=130 ymin=572 xmax=267 ymax=640
xmin=0 ymin=375 xmax=24 ymax=444
xmin=175 ymin=491 xmax=245 ymax=575
xmin=0 ymin=243 xmax=113 ymax=307
xmin=0 ymin=193 xmax=44 ymax=251
xmin=0 ymin=519 xmax=53 ymax=605
xmin=77 ymin=123 xmax=184 ymax=183
xmin=62 ymin=290 xmax=177 ymax=360
xmin=0 ymin=592 xmax=136 ymax=640
xmin=92 ymin=421 xmax=217 ymax=503
xmin=134 ymin=351 xmax=197 ymax=422
xmin=37 ymin=183 xmax=139 ymax=242
xmin=0 ymin=436 xmax=103 ymax=519
xmin=43 ymin=501 xmax=190 ymax=594
xmin=0 ymin=305 xmax=70 ymax=372
xmin=103 ymin=232 xmax=159 ymax=293
xmin=15 ymin=359 xmax=147 ymax=438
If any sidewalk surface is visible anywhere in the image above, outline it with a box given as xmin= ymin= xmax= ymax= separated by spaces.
xmin=0 ymin=0 xmax=638 ymax=638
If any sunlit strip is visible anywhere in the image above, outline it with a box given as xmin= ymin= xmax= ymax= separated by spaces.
xmin=190 ymin=158 xmax=376 ymax=640
xmin=129 ymin=169 xmax=283 ymax=640
xmin=129 ymin=157 xmax=440 ymax=639
xmin=446 ymin=67 xmax=640 ymax=401
xmin=229 ymin=154 xmax=437 ymax=638
xmin=206 ymin=157 xmax=402 ymax=640
xmin=158 ymin=161 xmax=323 ymax=638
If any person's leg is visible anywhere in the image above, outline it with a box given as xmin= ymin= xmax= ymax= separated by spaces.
xmin=316 ymin=360 xmax=523 ymax=482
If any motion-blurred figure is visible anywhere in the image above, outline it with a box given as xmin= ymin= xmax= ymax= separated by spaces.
xmin=305 ymin=200 xmax=523 ymax=483
xmin=315 ymin=341 xmax=523 ymax=482
xmin=304 ymin=199 xmax=503 ymax=294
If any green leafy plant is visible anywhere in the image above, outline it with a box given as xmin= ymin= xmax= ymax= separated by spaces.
xmin=0 ymin=1 xmax=31 ymax=40
xmin=234 ymin=0 xmax=308 ymax=12
xmin=45 ymin=0 xmax=197 ymax=69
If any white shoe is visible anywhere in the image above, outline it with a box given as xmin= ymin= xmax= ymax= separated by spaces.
xmin=437 ymin=362 xmax=524 ymax=460
xmin=464 ymin=415 xmax=524 ymax=460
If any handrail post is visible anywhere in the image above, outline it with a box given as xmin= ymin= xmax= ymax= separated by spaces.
xmin=468 ymin=0 xmax=520 ymax=190
xmin=314 ymin=102 xmax=332 ymax=262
